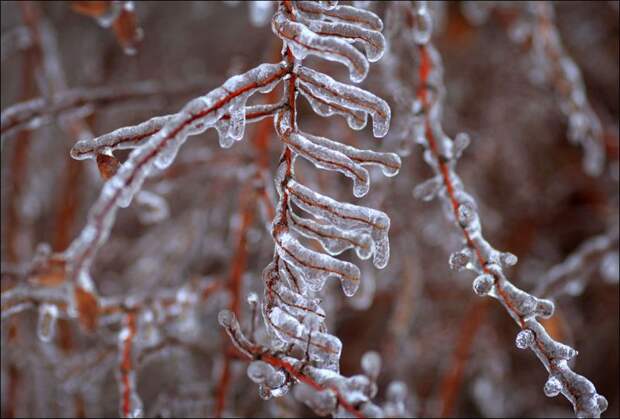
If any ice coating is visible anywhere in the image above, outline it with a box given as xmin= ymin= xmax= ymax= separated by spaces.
xmin=403 ymin=2 xmax=608 ymax=416
xmin=285 ymin=131 xmax=370 ymax=197
xmin=274 ymin=230 xmax=360 ymax=295
xmin=64 ymin=61 xmax=289 ymax=289
xmin=286 ymin=179 xmax=390 ymax=269
xmin=272 ymin=11 xmax=368 ymax=83
xmin=295 ymin=2 xmax=383 ymax=31
xmin=300 ymin=19 xmax=386 ymax=62
xmin=297 ymin=66 xmax=391 ymax=138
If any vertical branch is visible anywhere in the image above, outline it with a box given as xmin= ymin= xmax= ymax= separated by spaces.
xmin=118 ymin=311 xmax=141 ymax=418
xmin=408 ymin=3 xmax=607 ymax=417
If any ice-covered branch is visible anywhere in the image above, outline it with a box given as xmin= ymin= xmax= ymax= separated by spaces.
xmin=400 ymin=2 xmax=608 ymax=417
xmin=214 ymin=1 xmax=401 ymax=415
xmin=535 ymin=225 xmax=619 ymax=298
xmin=60 ymin=60 xmax=288 ymax=321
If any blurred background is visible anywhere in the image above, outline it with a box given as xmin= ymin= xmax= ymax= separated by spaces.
xmin=1 ymin=1 xmax=618 ymax=417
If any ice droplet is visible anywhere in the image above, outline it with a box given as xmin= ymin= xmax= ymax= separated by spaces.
xmin=340 ymin=276 xmax=360 ymax=297
xmin=596 ymin=395 xmax=609 ymax=412
xmin=247 ymin=292 xmax=259 ymax=307
xmin=411 ymin=6 xmax=433 ymax=44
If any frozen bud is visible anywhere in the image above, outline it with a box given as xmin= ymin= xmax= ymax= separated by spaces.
xmin=534 ymin=299 xmax=554 ymax=318
xmin=34 ymin=242 xmax=52 ymax=260
xmin=387 ymin=381 xmax=407 ymax=402
xmin=457 ymin=203 xmax=475 ymax=227
xmin=247 ymin=360 xmax=272 ymax=384
xmin=500 ymin=252 xmax=518 ymax=267
xmin=411 ymin=5 xmax=433 ymax=44
xmin=596 ymin=395 xmax=609 ymax=413
xmin=413 ymin=177 xmax=442 ymax=202
xmin=453 ymin=132 xmax=470 ymax=159
xmin=449 ymin=250 xmax=470 ymax=271
xmin=543 ymin=375 xmax=562 ymax=397
xmin=515 ymin=329 xmax=535 ymax=349
xmin=600 ymin=252 xmax=619 ymax=283
xmin=361 ymin=351 xmax=381 ymax=381
xmin=37 ymin=303 xmax=59 ymax=342
xmin=472 ymin=274 xmax=494 ymax=296
xmin=217 ymin=309 xmax=235 ymax=328
xmin=247 ymin=292 xmax=259 ymax=307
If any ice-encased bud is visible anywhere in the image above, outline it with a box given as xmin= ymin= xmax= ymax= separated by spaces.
xmin=596 ymin=395 xmax=609 ymax=413
xmin=449 ymin=249 xmax=470 ymax=271
xmin=472 ymin=274 xmax=494 ymax=296
xmin=387 ymin=381 xmax=407 ymax=402
xmin=515 ymin=329 xmax=535 ymax=349
xmin=543 ymin=375 xmax=562 ymax=397
xmin=457 ymin=203 xmax=475 ymax=227
xmin=361 ymin=351 xmax=381 ymax=381
xmin=500 ymin=252 xmax=518 ymax=267
xmin=534 ymin=299 xmax=555 ymax=318
xmin=247 ymin=292 xmax=259 ymax=307
xmin=411 ymin=5 xmax=433 ymax=45
xmin=453 ymin=132 xmax=470 ymax=159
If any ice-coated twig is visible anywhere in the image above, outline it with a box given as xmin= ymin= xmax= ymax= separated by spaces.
xmin=535 ymin=225 xmax=619 ymax=298
xmin=463 ymin=1 xmax=607 ymax=176
xmin=62 ymin=61 xmax=289 ymax=299
xmin=70 ymin=102 xmax=285 ymax=160
xmin=403 ymin=2 xmax=608 ymax=417
xmin=0 ymin=77 xmax=220 ymax=142
xmin=213 ymin=1 xmax=401 ymax=416
xmin=219 ymin=309 xmax=406 ymax=419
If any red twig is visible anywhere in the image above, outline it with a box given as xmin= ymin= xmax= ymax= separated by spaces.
xmin=438 ymin=300 xmax=490 ymax=417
